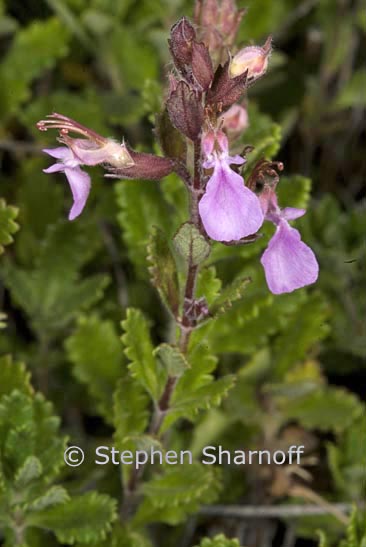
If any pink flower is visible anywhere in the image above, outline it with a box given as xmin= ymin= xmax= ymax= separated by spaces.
xmin=43 ymin=146 xmax=92 ymax=221
xmin=219 ymin=104 xmax=249 ymax=133
xmin=38 ymin=113 xmax=134 ymax=220
xmin=260 ymin=188 xmax=319 ymax=294
xmin=198 ymin=130 xmax=264 ymax=241
xmin=229 ymin=36 xmax=272 ymax=80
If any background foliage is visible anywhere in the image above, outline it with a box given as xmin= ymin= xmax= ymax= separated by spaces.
xmin=0 ymin=0 xmax=365 ymax=546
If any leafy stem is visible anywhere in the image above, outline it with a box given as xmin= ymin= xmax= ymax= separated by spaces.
xmin=120 ymin=139 xmax=204 ymax=520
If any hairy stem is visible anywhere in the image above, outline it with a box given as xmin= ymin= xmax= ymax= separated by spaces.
xmin=120 ymin=139 xmax=203 ymax=520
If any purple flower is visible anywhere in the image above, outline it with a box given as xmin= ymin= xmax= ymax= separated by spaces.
xmin=260 ymin=188 xmax=319 ymax=294
xmin=198 ymin=131 xmax=264 ymax=241
xmin=38 ymin=113 xmax=134 ymax=220
xmin=43 ymin=146 xmax=92 ymax=221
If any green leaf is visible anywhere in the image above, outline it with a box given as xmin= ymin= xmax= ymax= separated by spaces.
xmin=173 ymin=222 xmax=211 ymax=267
xmin=163 ymin=375 xmax=236 ymax=430
xmin=0 ymin=199 xmax=19 ymax=254
xmin=0 ymin=18 xmax=70 ymax=116
xmin=277 ymin=175 xmax=312 ymax=210
xmin=282 ymin=387 xmax=362 ymax=433
xmin=1 ymin=259 xmax=109 ymax=334
xmin=0 ymin=391 xmax=66 ymax=481
xmin=116 ymin=180 xmax=172 ymax=276
xmin=154 ymin=344 xmax=190 ymax=377
xmin=66 ymin=315 xmax=124 ymax=422
xmin=272 ymin=294 xmax=329 ymax=379
xmin=28 ymin=492 xmax=117 ymax=544
xmin=14 ymin=456 xmax=43 ymax=488
xmin=122 ymin=308 xmax=165 ymax=401
xmin=0 ymin=355 xmax=33 ymax=399
xmin=147 ymin=226 xmax=180 ymax=315
xmin=196 ymin=266 xmax=222 ymax=306
xmin=113 ymin=376 xmax=149 ymax=446
xmin=194 ymin=535 xmax=243 ymax=547
xmin=135 ymin=464 xmax=221 ymax=525
xmin=35 ymin=220 xmax=102 ymax=281
xmin=27 ymin=486 xmax=70 ymax=512
xmin=211 ymin=276 xmax=251 ymax=316
xmin=326 ymin=415 xmax=366 ymax=500
xmin=106 ymin=26 xmax=158 ymax=89
xmin=80 ymin=523 xmax=153 ymax=547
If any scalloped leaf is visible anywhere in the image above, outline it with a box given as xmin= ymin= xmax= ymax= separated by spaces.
xmin=162 ymin=375 xmax=236 ymax=431
xmin=79 ymin=523 xmax=153 ymax=547
xmin=135 ymin=464 xmax=221 ymax=525
xmin=0 ymin=199 xmax=19 ymax=255
xmin=210 ymin=276 xmax=251 ymax=317
xmin=121 ymin=308 xmax=166 ymax=401
xmin=154 ymin=344 xmax=189 ymax=378
xmin=277 ymin=175 xmax=312 ymax=210
xmin=0 ymin=355 xmax=33 ymax=399
xmin=14 ymin=456 xmax=43 ymax=489
xmin=116 ymin=180 xmax=172 ymax=277
xmin=194 ymin=535 xmax=243 ymax=547
xmin=1 ymin=260 xmax=109 ymax=334
xmin=281 ymin=387 xmax=363 ymax=432
xmin=173 ymin=222 xmax=211 ymax=267
xmin=28 ymin=492 xmax=117 ymax=544
xmin=27 ymin=486 xmax=70 ymax=512
xmin=0 ymin=199 xmax=19 ymax=254
xmin=272 ymin=294 xmax=329 ymax=379
xmin=0 ymin=391 xmax=66 ymax=481
xmin=113 ymin=376 xmax=149 ymax=446
xmin=196 ymin=266 xmax=222 ymax=306
xmin=66 ymin=315 xmax=124 ymax=422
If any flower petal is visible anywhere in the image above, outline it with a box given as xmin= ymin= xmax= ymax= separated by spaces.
xmin=43 ymin=147 xmax=70 ymax=159
xmin=281 ymin=207 xmax=306 ymax=221
xmin=199 ymin=161 xmax=264 ymax=241
xmin=261 ymin=220 xmax=319 ymax=294
xmin=64 ymin=166 xmax=91 ymax=221
xmin=43 ymin=163 xmax=65 ymax=174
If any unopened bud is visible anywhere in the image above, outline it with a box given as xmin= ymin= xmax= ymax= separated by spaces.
xmin=220 ymin=0 xmax=245 ymax=36
xmin=169 ymin=17 xmax=196 ymax=74
xmin=195 ymin=0 xmax=219 ymax=27
xmin=219 ymin=104 xmax=248 ymax=133
xmin=229 ymin=36 xmax=272 ymax=79
xmin=191 ymin=41 xmax=214 ymax=90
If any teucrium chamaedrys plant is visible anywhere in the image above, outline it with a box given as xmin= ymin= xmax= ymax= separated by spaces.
xmin=0 ymin=0 xmax=333 ymax=545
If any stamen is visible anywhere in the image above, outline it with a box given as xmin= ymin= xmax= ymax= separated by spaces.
xmin=36 ymin=113 xmax=106 ymax=144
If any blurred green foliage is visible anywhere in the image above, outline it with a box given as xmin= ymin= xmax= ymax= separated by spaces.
xmin=0 ymin=0 xmax=365 ymax=546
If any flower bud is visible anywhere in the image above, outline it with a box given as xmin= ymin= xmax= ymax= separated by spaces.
xmin=191 ymin=41 xmax=214 ymax=90
xmin=167 ymin=81 xmax=204 ymax=140
xmin=168 ymin=17 xmax=196 ymax=74
xmin=219 ymin=104 xmax=248 ymax=133
xmin=220 ymin=0 xmax=244 ymax=37
xmin=194 ymin=0 xmax=245 ymax=56
xmin=229 ymin=36 xmax=272 ymax=79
